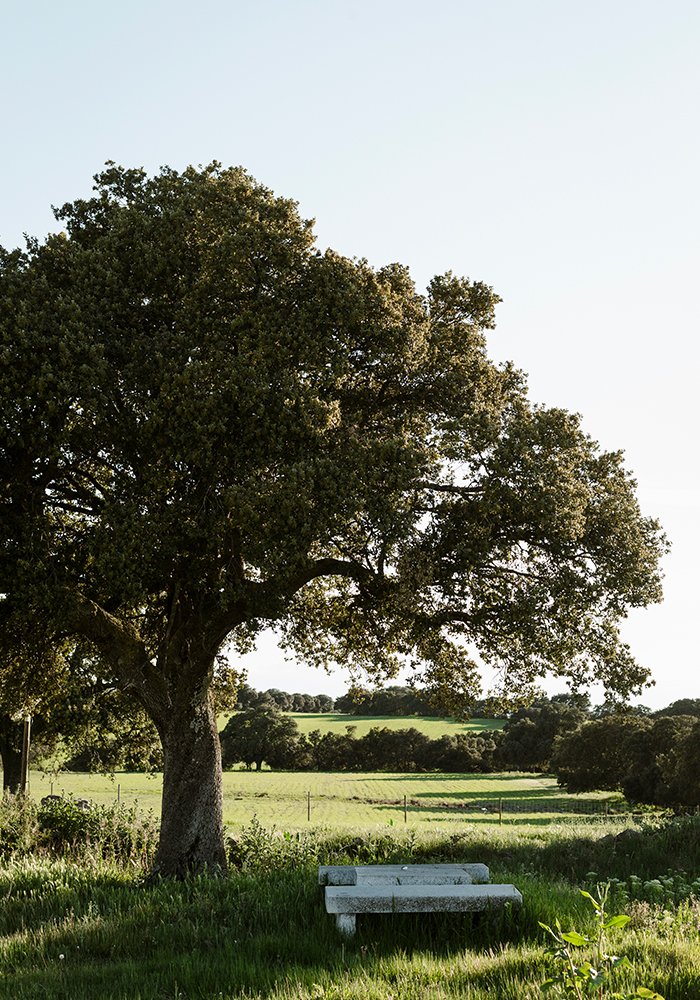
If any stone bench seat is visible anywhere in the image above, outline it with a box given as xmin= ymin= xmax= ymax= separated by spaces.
xmin=318 ymin=863 xmax=490 ymax=886
xmin=324 ymin=881 xmax=522 ymax=937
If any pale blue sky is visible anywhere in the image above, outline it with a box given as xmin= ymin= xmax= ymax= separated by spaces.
xmin=2 ymin=1 xmax=698 ymax=707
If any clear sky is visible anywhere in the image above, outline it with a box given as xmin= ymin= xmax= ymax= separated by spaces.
xmin=2 ymin=1 xmax=698 ymax=708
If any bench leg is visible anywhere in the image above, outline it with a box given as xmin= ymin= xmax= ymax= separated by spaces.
xmin=336 ymin=914 xmax=356 ymax=937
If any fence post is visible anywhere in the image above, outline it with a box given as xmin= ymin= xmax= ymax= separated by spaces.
xmin=19 ymin=716 xmax=31 ymax=794
xmin=499 ymin=798 xmax=503 ymax=825
xmin=117 ymin=783 xmax=121 ymax=804
xmin=307 ymin=790 xmax=311 ymax=822
xmin=404 ymin=794 xmax=407 ymax=823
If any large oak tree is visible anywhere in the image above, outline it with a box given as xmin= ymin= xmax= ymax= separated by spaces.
xmin=0 ymin=163 xmax=666 ymax=875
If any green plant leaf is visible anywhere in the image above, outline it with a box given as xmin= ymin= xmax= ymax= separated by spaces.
xmin=605 ymin=914 xmax=631 ymax=929
xmin=561 ymin=931 xmax=588 ymax=946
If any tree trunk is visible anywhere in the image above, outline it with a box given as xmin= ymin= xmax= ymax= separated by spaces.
xmin=152 ymin=690 xmax=227 ymax=878
xmin=0 ymin=716 xmax=24 ymax=794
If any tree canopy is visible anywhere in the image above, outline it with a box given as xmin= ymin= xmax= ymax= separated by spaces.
xmin=0 ymin=162 xmax=667 ymax=875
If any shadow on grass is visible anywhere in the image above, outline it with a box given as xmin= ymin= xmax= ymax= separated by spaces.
xmin=1 ymin=817 xmax=698 ymax=998
xmin=0 ymin=869 xmax=550 ymax=1000
xmin=356 ymin=772 xmax=551 ymax=786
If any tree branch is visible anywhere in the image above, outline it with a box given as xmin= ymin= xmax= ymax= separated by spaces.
xmin=66 ymin=594 xmax=168 ymax=718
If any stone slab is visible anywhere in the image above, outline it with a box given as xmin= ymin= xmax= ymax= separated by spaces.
xmin=318 ymin=863 xmax=490 ymax=886
xmin=324 ymin=883 xmax=522 ymax=915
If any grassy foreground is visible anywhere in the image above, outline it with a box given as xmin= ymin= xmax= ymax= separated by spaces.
xmin=0 ymin=814 xmax=699 ymax=999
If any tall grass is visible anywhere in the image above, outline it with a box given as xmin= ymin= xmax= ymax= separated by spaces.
xmin=0 ymin=798 xmax=698 ymax=999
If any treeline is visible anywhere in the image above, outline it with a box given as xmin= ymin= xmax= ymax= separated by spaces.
xmin=219 ymin=704 xmax=500 ymax=773
xmin=551 ymin=711 xmax=700 ymax=809
xmin=236 ymin=684 xmax=335 ymax=714
xmin=236 ymin=683 xmax=499 ymax=718
xmin=219 ymin=694 xmax=700 ymax=808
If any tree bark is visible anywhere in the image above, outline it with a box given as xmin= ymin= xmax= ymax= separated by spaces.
xmin=0 ymin=716 xmax=25 ymax=794
xmin=151 ymin=689 xmax=227 ymax=878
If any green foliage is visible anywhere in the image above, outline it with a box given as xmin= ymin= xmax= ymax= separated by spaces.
xmin=37 ymin=797 xmax=158 ymax=864
xmin=652 ymin=699 xmax=700 ymax=719
xmin=0 ymin=794 xmax=158 ymax=866
xmin=0 ymin=162 xmax=668 ymax=871
xmin=334 ymin=684 xmax=435 ymax=716
xmin=552 ymin=715 xmax=700 ymax=808
xmin=496 ymin=698 xmax=588 ymax=772
xmin=0 ymin=794 xmax=37 ymax=853
xmin=622 ymin=716 xmax=698 ymax=807
xmin=551 ymin=717 xmax=651 ymax=793
xmin=540 ymin=883 xmax=664 ymax=998
xmin=584 ymin=871 xmax=700 ymax=910
xmin=220 ymin=703 xmax=301 ymax=770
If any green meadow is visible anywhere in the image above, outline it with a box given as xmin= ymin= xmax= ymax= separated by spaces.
xmin=0 ymin=805 xmax=698 ymax=999
xmin=216 ymin=712 xmax=505 ymax=737
xmin=28 ymin=770 xmax=618 ymax=829
xmin=286 ymin=713 xmax=504 ymax=737
xmin=4 ymin=762 xmax=693 ymax=998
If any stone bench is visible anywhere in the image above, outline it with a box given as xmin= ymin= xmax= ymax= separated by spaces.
xmin=319 ymin=864 xmax=522 ymax=937
xmin=319 ymin=863 xmax=490 ymax=886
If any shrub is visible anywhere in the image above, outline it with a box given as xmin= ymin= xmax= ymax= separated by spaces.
xmin=0 ymin=795 xmax=158 ymax=867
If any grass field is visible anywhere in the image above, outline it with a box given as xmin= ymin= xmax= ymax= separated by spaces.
xmin=0 ymin=810 xmax=698 ymax=999
xmin=27 ymin=770 xmax=622 ymax=829
xmin=285 ymin=713 xmax=504 ymax=737
xmin=216 ymin=712 xmax=504 ymax=736
xmin=8 ymin=766 xmax=692 ymax=999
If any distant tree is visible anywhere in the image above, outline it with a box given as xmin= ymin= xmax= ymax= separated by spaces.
xmin=236 ymin=684 xmax=266 ymax=709
xmin=495 ymin=699 xmax=587 ymax=772
xmin=305 ymin=728 xmax=357 ymax=770
xmin=219 ymin=704 xmax=300 ymax=771
xmin=263 ymin=688 xmax=293 ymax=711
xmin=427 ymin=731 xmax=500 ymax=773
xmin=333 ymin=685 xmax=436 ymax=717
xmin=316 ymin=694 xmax=334 ymax=713
xmin=653 ymin=699 xmax=700 ymax=719
xmin=550 ymin=691 xmax=592 ymax=712
xmin=354 ymin=727 xmax=432 ymax=771
xmin=590 ymin=698 xmax=652 ymax=718
xmin=333 ymin=688 xmax=371 ymax=715
xmin=659 ymin=719 xmax=700 ymax=808
xmin=550 ymin=715 xmax=651 ymax=792
xmin=622 ymin=715 xmax=699 ymax=806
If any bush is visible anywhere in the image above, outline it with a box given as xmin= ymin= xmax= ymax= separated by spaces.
xmin=0 ymin=795 xmax=158 ymax=866
xmin=551 ymin=716 xmax=650 ymax=792
xmin=496 ymin=699 xmax=588 ymax=773
xmin=0 ymin=794 xmax=38 ymax=854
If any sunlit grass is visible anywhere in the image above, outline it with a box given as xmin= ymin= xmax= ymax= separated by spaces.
xmin=27 ymin=770 xmax=622 ymax=829
xmin=287 ymin=713 xmax=505 ymax=737
xmin=0 ymin=816 xmax=698 ymax=999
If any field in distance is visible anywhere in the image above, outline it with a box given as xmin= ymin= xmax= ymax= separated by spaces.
xmin=221 ymin=713 xmax=505 ymax=737
xmin=29 ymin=769 xmax=619 ymax=830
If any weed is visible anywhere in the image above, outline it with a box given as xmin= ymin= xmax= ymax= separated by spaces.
xmin=540 ymin=883 xmax=664 ymax=999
